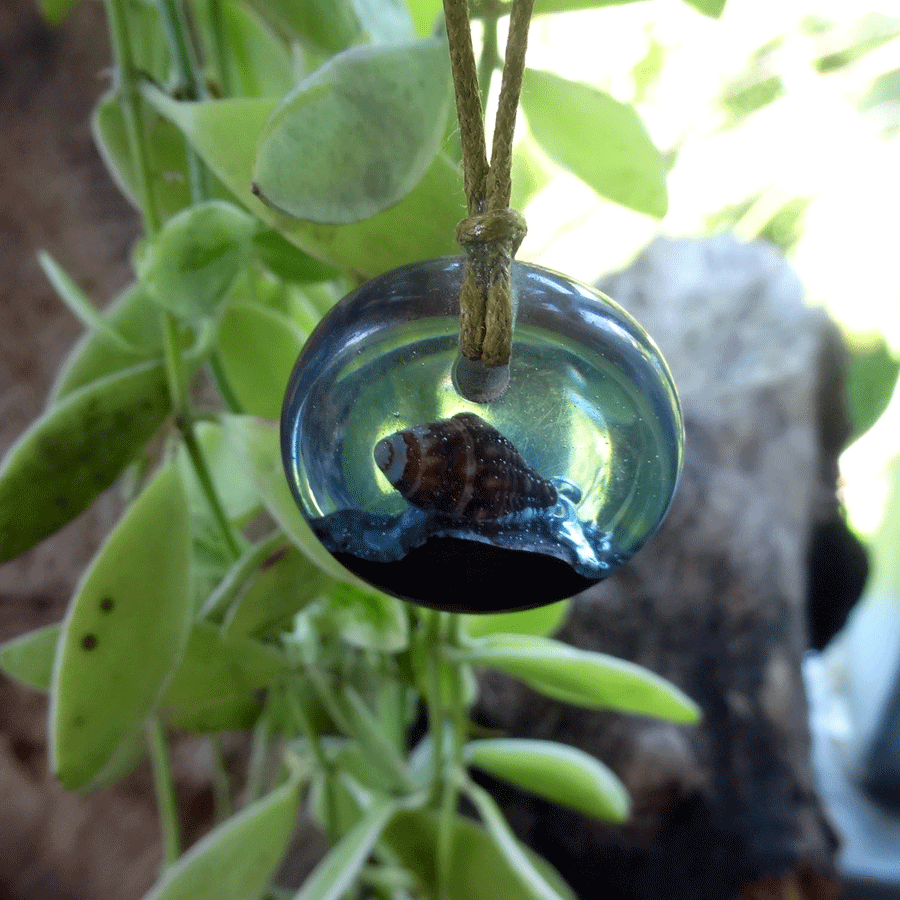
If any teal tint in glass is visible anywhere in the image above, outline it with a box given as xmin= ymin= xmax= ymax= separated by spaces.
xmin=281 ymin=258 xmax=683 ymax=613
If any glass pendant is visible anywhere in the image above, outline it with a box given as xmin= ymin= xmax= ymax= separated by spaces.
xmin=281 ymin=258 xmax=683 ymax=613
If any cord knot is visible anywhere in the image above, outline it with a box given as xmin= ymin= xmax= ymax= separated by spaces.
xmin=456 ymin=207 xmax=527 ymax=367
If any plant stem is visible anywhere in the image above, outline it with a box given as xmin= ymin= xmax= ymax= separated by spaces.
xmin=285 ymin=684 xmax=340 ymax=844
xmin=208 ymin=352 xmax=245 ymax=414
xmin=245 ymin=713 xmax=272 ymax=805
xmin=156 ymin=0 xmax=209 ymax=201
xmin=146 ymin=717 xmax=181 ymax=867
xmin=105 ymin=0 xmax=237 ymax=560
xmin=162 ymin=314 xmax=242 ymax=559
xmin=102 ymin=0 xmax=161 ymax=236
xmin=206 ymin=0 xmax=233 ymax=95
xmin=201 ymin=531 xmax=284 ymax=621
xmin=209 ymin=734 xmax=233 ymax=822
xmin=423 ymin=610 xmax=456 ymax=900
xmin=158 ymin=0 xmax=207 ymax=99
xmin=424 ymin=610 xmax=445 ymax=795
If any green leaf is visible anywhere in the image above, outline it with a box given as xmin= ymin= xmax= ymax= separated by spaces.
xmin=522 ymin=69 xmax=668 ymax=218
xmin=465 ymin=738 xmax=629 ymax=822
xmin=37 ymin=0 xmax=77 ymax=24
xmin=49 ymin=282 xmax=166 ymax=403
xmin=408 ymin=627 xmax=478 ymax=709
xmin=384 ymin=807 xmax=576 ymax=900
xmin=681 ymin=0 xmax=727 ymax=18
xmin=49 ymin=463 xmax=192 ymax=789
xmin=294 ymin=797 xmax=397 ymax=900
xmin=38 ymin=252 xmax=137 ymax=352
xmin=532 ymin=0 xmax=645 ymax=12
xmin=253 ymin=39 xmax=452 ymax=224
xmin=194 ymin=0 xmax=295 ymax=98
xmin=142 ymin=766 xmax=306 ymax=900
xmin=216 ymin=303 xmax=306 ymax=418
xmin=405 ymin=0 xmax=441 ymax=35
xmin=351 ymin=0 xmax=415 ymax=43
xmin=222 ymin=415 xmax=364 ymax=584
xmin=141 ymin=87 xmax=464 ymax=277
xmin=0 ymin=623 xmax=61 ymax=691
xmin=177 ymin=420 xmax=261 ymax=530
xmin=846 ymin=340 xmax=900 ymax=441
xmin=137 ymin=201 xmax=257 ymax=320
xmin=160 ymin=621 xmax=286 ymax=714
xmin=252 ymin=230 xmax=342 ymax=283
xmin=465 ymin=780 xmax=571 ymax=900
xmin=462 ymin=600 xmax=569 ymax=640
xmin=93 ymin=92 xmax=192 ymax=221
xmin=462 ymin=634 xmax=700 ymax=723
xmin=0 ymin=361 xmax=171 ymax=564
xmin=324 ymin=582 xmax=410 ymax=652
xmin=245 ymin=0 xmax=361 ymax=53
xmin=223 ymin=545 xmax=328 ymax=638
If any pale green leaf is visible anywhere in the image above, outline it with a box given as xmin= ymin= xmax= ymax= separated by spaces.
xmin=49 ymin=464 xmax=192 ymax=788
xmin=682 ymin=0 xmax=727 ymax=18
xmin=49 ymin=282 xmax=165 ymax=403
xmin=462 ymin=634 xmax=700 ymax=722
xmin=137 ymin=201 xmax=257 ymax=320
xmin=142 ymin=766 xmax=306 ymax=900
xmin=140 ymin=87 xmax=463 ymax=277
xmin=177 ymin=420 xmax=261 ymax=532
xmin=384 ymin=807 xmax=576 ymax=900
xmin=522 ymin=68 xmax=668 ymax=218
xmin=465 ymin=780 xmax=571 ymax=900
xmin=293 ymin=798 xmax=397 ymax=900
xmin=465 ymin=738 xmax=629 ymax=821
xmin=223 ymin=545 xmax=329 ymax=638
xmin=324 ymin=582 xmax=409 ymax=652
xmin=0 ymin=623 xmax=61 ymax=692
xmin=222 ymin=415 xmax=367 ymax=585
xmin=462 ymin=600 xmax=569 ymax=640
xmin=38 ymin=252 xmax=137 ymax=352
xmin=216 ymin=303 xmax=306 ymax=418
xmin=0 ymin=361 xmax=171 ymax=564
xmin=253 ymin=39 xmax=452 ymax=224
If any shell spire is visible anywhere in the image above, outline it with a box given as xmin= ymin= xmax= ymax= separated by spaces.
xmin=374 ymin=412 xmax=557 ymax=522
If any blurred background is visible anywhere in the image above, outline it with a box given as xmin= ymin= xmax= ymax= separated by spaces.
xmin=510 ymin=0 xmax=900 ymax=886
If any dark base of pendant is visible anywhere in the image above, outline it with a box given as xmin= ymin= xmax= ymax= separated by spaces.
xmin=333 ymin=537 xmax=599 ymax=613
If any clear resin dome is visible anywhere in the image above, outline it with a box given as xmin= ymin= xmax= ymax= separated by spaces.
xmin=281 ymin=258 xmax=683 ymax=613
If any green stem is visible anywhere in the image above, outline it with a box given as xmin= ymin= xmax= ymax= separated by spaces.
xmin=156 ymin=0 xmax=209 ymax=201
xmin=146 ymin=717 xmax=181 ymax=867
xmin=158 ymin=0 xmax=207 ymax=99
xmin=161 ymin=314 xmax=241 ymax=559
xmin=201 ymin=531 xmax=285 ymax=621
xmin=284 ymin=684 xmax=340 ymax=844
xmin=424 ymin=610 xmax=454 ymax=900
xmin=245 ymin=713 xmax=271 ymax=805
xmin=210 ymin=734 xmax=233 ymax=822
xmin=206 ymin=0 xmax=233 ymax=95
xmin=208 ymin=352 xmax=245 ymax=414
xmin=102 ymin=0 xmax=161 ymax=235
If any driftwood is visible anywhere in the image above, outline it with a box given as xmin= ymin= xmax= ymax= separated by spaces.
xmin=475 ymin=235 xmax=851 ymax=900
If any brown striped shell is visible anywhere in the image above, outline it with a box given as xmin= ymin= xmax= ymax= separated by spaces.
xmin=373 ymin=412 xmax=558 ymax=523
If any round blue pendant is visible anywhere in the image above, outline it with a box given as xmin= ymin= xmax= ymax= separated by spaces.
xmin=281 ymin=258 xmax=683 ymax=613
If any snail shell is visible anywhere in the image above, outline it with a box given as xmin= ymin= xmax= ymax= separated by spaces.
xmin=374 ymin=412 xmax=558 ymax=523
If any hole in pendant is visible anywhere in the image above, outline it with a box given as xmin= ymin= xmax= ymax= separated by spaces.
xmin=452 ymin=354 xmax=510 ymax=403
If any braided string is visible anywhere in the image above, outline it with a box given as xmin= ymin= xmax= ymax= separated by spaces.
xmin=443 ymin=0 xmax=534 ymax=368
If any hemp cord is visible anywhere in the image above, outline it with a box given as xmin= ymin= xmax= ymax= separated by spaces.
xmin=443 ymin=0 xmax=534 ymax=368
